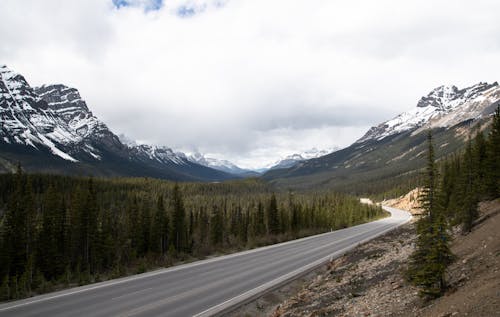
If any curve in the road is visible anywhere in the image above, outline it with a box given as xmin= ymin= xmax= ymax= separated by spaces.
xmin=0 ymin=206 xmax=411 ymax=317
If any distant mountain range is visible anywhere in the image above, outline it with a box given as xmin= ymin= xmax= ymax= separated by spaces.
xmin=186 ymin=152 xmax=260 ymax=177
xmin=0 ymin=65 xmax=235 ymax=181
xmin=186 ymin=148 xmax=338 ymax=175
xmin=2 ymin=64 xmax=498 ymax=187
xmin=264 ymin=82 xmax=500 ymax=193
xmin=266 ymin=148 xmax=338 ymax=171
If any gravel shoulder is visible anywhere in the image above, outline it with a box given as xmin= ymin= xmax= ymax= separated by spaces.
xmin=227 ymin=199 xmax=500 ymax=317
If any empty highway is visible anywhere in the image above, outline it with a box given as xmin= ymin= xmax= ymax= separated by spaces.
xmin=0 ymin=206 xmax=411 ymax=317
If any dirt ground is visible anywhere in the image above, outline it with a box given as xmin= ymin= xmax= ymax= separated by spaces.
xmin=417 ymin=200 xmax=500 ymax=317
xmin=227 ymin=199 xmax=500 ymax=317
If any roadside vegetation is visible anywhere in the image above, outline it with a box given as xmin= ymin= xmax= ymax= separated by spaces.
xmin=407 ymin=106 xmax=500 ymax=298
xmin=0 ymin=173 xmax=384 ymax=301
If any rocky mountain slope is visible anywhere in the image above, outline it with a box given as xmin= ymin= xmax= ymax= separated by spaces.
xmin=264 ymin=82 xmax=500 ymax=193
xmin=358 ymin=82 xmax=499 ymax=143
xmin=0 ymin=65 xmax=235 ymax=181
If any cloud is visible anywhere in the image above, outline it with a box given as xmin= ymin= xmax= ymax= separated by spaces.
xmin=1 ymin=0 xmax=500 ymax=169
xmin=112 ymin=0 xmax=163 ymax=11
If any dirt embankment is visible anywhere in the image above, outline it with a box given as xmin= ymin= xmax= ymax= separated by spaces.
xmin=382 ymin=188 xmax=423 ymax=215
xmin=228 ymin=198 xmax=500 ymax=317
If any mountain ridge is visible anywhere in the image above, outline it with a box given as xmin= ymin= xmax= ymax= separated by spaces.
xmin=357 ymin=82 xmax=499 ymax=144
xmin=264 ymin=81 xmax=500 ymax=193
xmin=0 ymin=65 xmax=236 ymax=181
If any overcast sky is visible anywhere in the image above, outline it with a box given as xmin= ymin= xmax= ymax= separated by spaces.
xmin=1 ymin=0 xmax=500 ymax=169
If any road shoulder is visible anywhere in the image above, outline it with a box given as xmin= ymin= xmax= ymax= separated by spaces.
xmin=228 ymin=199 xmax=500 ymax=317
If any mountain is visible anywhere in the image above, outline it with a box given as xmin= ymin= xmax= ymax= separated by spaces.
xmin=187 ymin=152 xmax=260 ymax=177
xmin=268 ymin=148 xmax=337 ymax=170
xmin=264 ymin=82 xmax=500 ymax=193
xmin=0 ymin=65 xmax=235 ymax=181
xmin=358 ymin=83 xmax=499 ymax=143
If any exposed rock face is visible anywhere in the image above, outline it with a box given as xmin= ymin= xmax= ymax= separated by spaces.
xmin=357 ymin=82 xmax=500 ymax=143
xmin=382 ymin=188 xmax=424 ymax=215
xmin=0 ymin=65 xmax=234 ymax=181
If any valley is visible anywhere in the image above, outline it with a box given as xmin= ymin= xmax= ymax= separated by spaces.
xmin=2 ymin=1 xmax=500 ymax=316
xmin=1 ymin=57 xmax=499 ymax=317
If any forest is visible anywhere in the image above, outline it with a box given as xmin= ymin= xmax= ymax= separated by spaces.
xmin=0 ymin=173 xmax=385 ymax=300
xmin=407 ymin=106 xmax=500 ymax=298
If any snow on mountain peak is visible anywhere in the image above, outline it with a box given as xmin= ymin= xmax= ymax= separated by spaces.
xmin=187 ymin=152 xmax=254 ymax=175
xmin=0 ymin=68 xmax=123 ymax=161
xmin=357 ymin=82 xmax=500 ymax=143
xmin=268 ymin=147 xmax=338 ymax=170
xmin=131 ymin=144 xmax=189 ymax=165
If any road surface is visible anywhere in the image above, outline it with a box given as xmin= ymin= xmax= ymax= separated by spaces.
xmin=0 ymin=206 xmax=411 ymax=317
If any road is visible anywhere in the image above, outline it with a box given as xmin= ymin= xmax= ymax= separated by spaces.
xmin=0 ymin=206 xmax=411 ymax=317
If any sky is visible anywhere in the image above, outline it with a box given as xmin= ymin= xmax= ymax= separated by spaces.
xmin=1 ymin=0 xmax=500 ymax=169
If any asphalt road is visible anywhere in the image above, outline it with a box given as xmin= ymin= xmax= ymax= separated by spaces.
xmin=0 ymin=206 xmax=411 ymax=317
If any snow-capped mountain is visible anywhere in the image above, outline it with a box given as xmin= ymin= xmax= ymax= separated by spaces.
xmin=0 ymin=65 xmax=234 ymax=181
xmin=269 ymin=148 xmax=337 ymax=170
xmin=0 ymin=64 xmax=125 ymax=162
xmin=265 ymin=81 xmax=500 ymax=190
xmin=357 ymin=82 xmax=500 ymax=143
xmin=187 ymin=152 xmax=258 ymax=176
xmin=130 ymin=144 xmax=190 ymax=166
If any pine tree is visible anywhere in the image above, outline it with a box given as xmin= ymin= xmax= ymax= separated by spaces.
xmin=38 ymin=185 xmax=62 ymax=279
xmin=210 ymin=205 xmax=223 ymax=246
xmin=419 ymin=131 xmax=438 ymax=222
xmin=289 ymin=193 xmax=299 ymax=234
xmin=486 ymin=105 xmax=500 ymax=198
xmin=0 ymin=275 xmax=9 ymax=301
xmin=152 ymin=194 xmax=169 ymax=255
xmin=170 ymin=184 xmax=186 ymax=252
xmin=460 ymin=136 xmax=478 ymax=233
xmin=267 ymin=194 xmax=279 ymax=235
xmin=473 ymin=128 xmax=487 ymax=198
xmin=139 ymin=200 xmax=151 ymax=255
xmin=407 ymin=131 xmax=454 ymax=298
xmin=255 ymin=201 xmax=265 ymax=236
xmin=3 ymin=166 xmax=29 ymax=278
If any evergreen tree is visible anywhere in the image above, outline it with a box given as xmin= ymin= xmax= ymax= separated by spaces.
xmin=473 ymin=129 xmax=487 ymax=198
xmin=152 ymin=194 xmax=169 ymax=255
xmin=255 ymin=201 xmax=265 ymax=236
xmin=170 ymin=184 xmax=186 ymax=252
xmin=407 ymin=131 xmax=454 ymax=298
xmin=419 ymin=131 xmax=438 ymax=222
xmin=139 ymin=200 xmax=151 ymax=255
xmin=210 ymin=205 xmax=223 ymax=246
xmin=267 ymin=194 xmax=279 ymax=235
xmin=290 ymin=193 xmax=299 ymax=233
xmin=38 ymin=185 xmax=63 ymax=279
xmin=459 ymin=137 xmax=478 ymax=233
xmin=0 ymin=275 xmax=9 ymax=301
xmin=4 ymin=166 xmax=28 ymax=278
xmin=486 ymin=105 xmax=500 ymax=197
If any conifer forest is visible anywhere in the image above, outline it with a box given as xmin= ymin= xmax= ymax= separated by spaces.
xmin=0 ymin=174 xmax=384 ymax=300
xmin=407 ymin=106 xmax=500 ymax=298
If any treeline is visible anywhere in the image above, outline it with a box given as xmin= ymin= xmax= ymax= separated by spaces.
xmin=407 ymin=106 xmax=500 ymax=298
xmin=0 ymin=174 xmax=384 ymax=300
